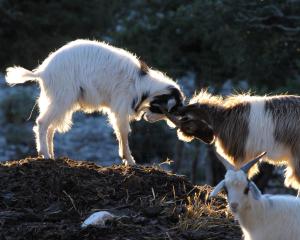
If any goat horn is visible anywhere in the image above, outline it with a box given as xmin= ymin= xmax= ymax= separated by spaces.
xmin=214 ymin=149 xmax=235 ymax=171
xmin=209 ymin=180 xmax=225 ymax=198
xmin=240 ymin=152 xmax=267 ymax=174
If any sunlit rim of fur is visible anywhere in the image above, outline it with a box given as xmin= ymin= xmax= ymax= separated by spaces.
xmin=189 ymin=90 xmax=223 ymax=106
xmin=189 ymin=90 xmax=271 ymax=108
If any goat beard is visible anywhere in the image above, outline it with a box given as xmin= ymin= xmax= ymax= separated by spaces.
xmin=143 ymin=112 xmax=176 ymax=129
xmin=177 ymin=129 xmax=195 ymax=142
xmin=177 ymin=129 xmax=216 ymax=144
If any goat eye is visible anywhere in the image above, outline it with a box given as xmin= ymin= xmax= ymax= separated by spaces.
xmin=179 ymin=116 xmax=189 ymax=122
xmin=186 ymin=126 xmax=193 ymax=131
xmin=244 ymin=187 xmax=249 ymax=195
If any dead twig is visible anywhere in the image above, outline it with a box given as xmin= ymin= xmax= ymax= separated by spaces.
xmin=62 ymin=190 xmax=80 ymax=216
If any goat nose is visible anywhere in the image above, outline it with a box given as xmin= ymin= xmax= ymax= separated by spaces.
xmin=230 ymin=202 xmax=239 ymax=212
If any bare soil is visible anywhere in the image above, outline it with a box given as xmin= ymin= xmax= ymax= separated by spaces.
xmin=0 ymin=157 xmax=241 ymax=240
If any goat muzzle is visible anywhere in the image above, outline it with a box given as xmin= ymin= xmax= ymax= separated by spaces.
xmin=156 ymin=105 xmax=183 ymax=127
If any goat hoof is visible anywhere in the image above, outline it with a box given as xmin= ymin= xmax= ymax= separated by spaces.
xmin=122 ymin=158 xmax=136 ymax=166
xmin=37 ymin=154 xmax=45 ymax=159
xmin=37 ymin=153 xmax=51 ymax=159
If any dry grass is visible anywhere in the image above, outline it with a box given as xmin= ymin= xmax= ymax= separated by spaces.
xmin=1 ymin=158 xmax=242 ymax=240
xmin=178 ymin=186 xmax=237 ymax=232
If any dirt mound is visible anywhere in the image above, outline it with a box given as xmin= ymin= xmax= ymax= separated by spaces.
xmin=0 ymin=158 xmax=241 ymax=240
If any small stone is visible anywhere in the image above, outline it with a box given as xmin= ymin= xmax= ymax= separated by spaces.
xmin=81 ymin=211 xmax=115 ymax=228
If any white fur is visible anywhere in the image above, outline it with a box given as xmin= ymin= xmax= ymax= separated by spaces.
xmin=245 ymin=97 xmax=290 ymax=163
xmin=5 ymin=39 xmax=181 ymax=165
xmin=217 ymin=170 xmax=300 ymax=240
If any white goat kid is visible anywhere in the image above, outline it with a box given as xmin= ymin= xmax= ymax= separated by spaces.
xmin=210 ymin=152 xmax=300 ymax=240
xmin=5 ymin=39 xmax=183 ymax=165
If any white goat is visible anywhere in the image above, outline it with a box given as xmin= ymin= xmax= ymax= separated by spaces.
xmin=5 ymin=39 xmax=184 ymax=165
xmin=163 ymin=90 xmax=300 ymax=191
xmin=210 ymin=152 xmax=300 ymax=240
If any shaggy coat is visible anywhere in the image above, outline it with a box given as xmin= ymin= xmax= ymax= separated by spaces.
xmin=210 ymin=153 xmax=300 ymax=240
xmin=173 ymin=91 xmax=300 ymax=190
xmin=5 ymin=39 xmax=184 ymax=165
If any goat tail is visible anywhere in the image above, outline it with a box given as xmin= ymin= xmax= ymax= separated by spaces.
xmin=5 ymin=66 xmax=39 ymax=86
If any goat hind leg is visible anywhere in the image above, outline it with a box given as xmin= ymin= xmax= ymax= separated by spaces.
xmin=34 ymin=108 xmax=59 ymax=159
xmin=34 ymin=117 xmax=51 ymax=159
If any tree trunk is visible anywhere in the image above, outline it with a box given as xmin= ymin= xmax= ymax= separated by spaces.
xmin=173 ymin=140 xmax=184 ymax=173
xmin=191 ymin=142 xmax=201 ymax=184
xmin=207 ymin=146 xmax=226 ymax=185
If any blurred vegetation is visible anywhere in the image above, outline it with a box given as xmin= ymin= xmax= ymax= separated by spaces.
xmin=0 ymin=88 xmax=36 ymax=124
xmin=1 ymin=0 xmax=299 ymax=89
xmin=0 ymin=0 xmax=299 ymax=188
xmin=129 ymin=121 xmax=176 ymax=163
xmin=112 ymin=0 xmax=300 ymax=90
xmin=0 ymin=0 xmax=126 ymax=69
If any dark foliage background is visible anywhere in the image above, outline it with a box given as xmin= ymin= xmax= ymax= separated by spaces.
xmin=0 ymin=0 xmax=299 ymax=192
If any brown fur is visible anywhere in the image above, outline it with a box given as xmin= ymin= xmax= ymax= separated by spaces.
xmin=265 ymin=96 xmax=300 ymax=147
xmin=217 ymin=101 xmax=250 ymax=163
xmin=139 ymin=59 xmax=149 ymax=76
xmin=265 ymin=95 xmax=300 ymax=189
xmin=178 ymin=90 xmax=251 ymax=162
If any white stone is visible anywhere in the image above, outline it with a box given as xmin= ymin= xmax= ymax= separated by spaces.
xmin=81 ymin=211 xmax=115 ymax=228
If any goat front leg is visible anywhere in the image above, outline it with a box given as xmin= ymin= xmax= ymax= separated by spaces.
xmin=286 ymin=154 xmax=300 ymax=197
xmin=47 ymin=126 xmax=55 ymax=159
xmin=114 ymin=115 xmax=136 ymax=166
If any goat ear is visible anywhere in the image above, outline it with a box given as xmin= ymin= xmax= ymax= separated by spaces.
xmin=241 ymin=152 xmax=267 ymax=174
xmin=167 ymin=98 xmax=176 ymax=112
xmin=249 ymin=181 xmax=261 ymax=200
xmin=210 ymin=180 xmax=225 ymax=198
